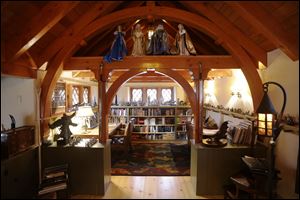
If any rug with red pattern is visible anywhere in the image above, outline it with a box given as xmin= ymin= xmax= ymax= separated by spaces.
xmin=111 ymin=142 xmax=190 ymax=176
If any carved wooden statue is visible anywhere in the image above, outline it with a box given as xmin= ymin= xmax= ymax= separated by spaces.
xmin=48 ymin=112 xmax=77 ymax=144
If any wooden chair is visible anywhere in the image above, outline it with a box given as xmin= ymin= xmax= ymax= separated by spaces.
xmin=110 ymin=119 xmax=134 ymax=156
xmin=225 ymin=173 xmax=257 ymax=199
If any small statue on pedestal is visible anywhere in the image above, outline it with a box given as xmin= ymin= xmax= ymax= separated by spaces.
xmin=48 ymin=112 xmax=77 ymax=145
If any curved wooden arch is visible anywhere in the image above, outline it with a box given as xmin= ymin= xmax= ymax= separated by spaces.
xmin=106 ymin=69 xmax=145 ymax=112
xmin=106 ymin=68 xmax=197 ymax=114
xmin=40 ymin=6 xmax=263 ymax=137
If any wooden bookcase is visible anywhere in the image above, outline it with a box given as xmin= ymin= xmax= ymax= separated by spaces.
xmin=109 ymin=106 xmax=193 ymax=141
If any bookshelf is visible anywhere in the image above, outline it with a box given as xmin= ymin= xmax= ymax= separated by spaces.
xmin=109 ymin=106 xmax=193 ymax=141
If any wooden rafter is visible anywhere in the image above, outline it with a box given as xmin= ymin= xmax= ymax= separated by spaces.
xmin=40 ymin=2 xmax=122 ymax=68
xmin=72 ymin=71 xmax=95 ymax=78
xmin=7 ymin=1 xmax=79 ymax=61
xmin=227 ymin=1 xmax=298 ymax=61
xmin=1 ymin=59 xmax=37 ymax=78
xmin=182 ymin=1 xmax=267 ymax=66
xmin=64 ymin=55 xmax=239 ymax=71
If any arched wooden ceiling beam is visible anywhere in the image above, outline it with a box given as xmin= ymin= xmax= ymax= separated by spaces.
xmin=7 ymin=1 xmax=79 ymax=62
xmin=78 ymin=6 xmax=263 ymax=107
xmin=227 ymin=1 xmax=298 ymax=61
xmin=40 ymin=6 xmax=263 ymax=137
xmin=39 ymin=2 xmax=122 ymax=68
xmin=182 ymin=1 xmax=267 ymax=66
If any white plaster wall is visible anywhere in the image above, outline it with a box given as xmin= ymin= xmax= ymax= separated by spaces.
xmin=258 ymin=49 xmax=299 ymax=198
xmin=204 ymin=69 xmax=254 ymax=113
xmin=1 ymin=76 xmax=36 ymax=129
xmin=115 ymin=85 xmax=130 ymax=104
xmin=276 ymin=131 xmax=299 ymax=198
xmin=259 ymin=49 xmax=299 ymax=116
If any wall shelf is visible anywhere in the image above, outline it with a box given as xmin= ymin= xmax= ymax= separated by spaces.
xmin=204 ymin=106 xmax=256 ymax=121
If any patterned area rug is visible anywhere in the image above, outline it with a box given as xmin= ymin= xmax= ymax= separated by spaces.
xmin=111 ymin=142 xmax=190 ymax=176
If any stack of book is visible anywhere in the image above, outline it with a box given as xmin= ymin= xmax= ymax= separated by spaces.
xmin=227 ymin=121 xmax=256 ymax=145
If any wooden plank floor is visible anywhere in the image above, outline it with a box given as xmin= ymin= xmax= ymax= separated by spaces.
xmin=71 ymin=176 xmax=223 ymax=199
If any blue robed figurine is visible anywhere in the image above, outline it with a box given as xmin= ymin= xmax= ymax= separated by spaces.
xmin=104 ymin=25 xmax=128 ymax=63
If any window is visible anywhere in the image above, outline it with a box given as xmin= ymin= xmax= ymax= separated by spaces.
xmin=131 ymin=88 xmax=143 ymax=102
xmin=130 ymin=87 xmax=174 ymax=104
xmin=52 ymin=82 xmax=66 ymax=107
xmin=72 ymin=86 xmax=80 ymax=105
xmin=161 ymin=88 xmax=172 ymax=103
xmin=147 ymin=88 xmax=157 ymax=103
xmin=83 ymin=87 xmax=89 ymax=104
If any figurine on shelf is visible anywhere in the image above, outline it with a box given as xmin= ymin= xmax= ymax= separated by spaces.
xmin=48 ymin=112 xmax=77 ymax=145
xmin=174 ymin=24 xmax=197 ymax=55
xmin=104 ymin=25 xmax=128 ymax=63
xmin=131 ymin=23 xmax=145 ymax=56
xmin=147 ymin=24 xmax=170 ymax=55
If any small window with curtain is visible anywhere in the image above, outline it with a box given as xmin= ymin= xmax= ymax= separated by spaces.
xmin=131 ymin=88 xmax=143 ymax=102
xmin=147 ymin=88 xmax=157 ymax=103
xmin=51 ymin=82 xmax=66 ymax=108
xmin=83 ymin=87 xmax=89 ymax=104
xmin=161 ymin=88 xmax=173 ymax=103
xmin=72 ymin=86 xmax=80 ymax=105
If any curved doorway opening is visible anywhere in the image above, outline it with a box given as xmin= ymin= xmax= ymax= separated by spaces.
xmin=109 ymin=72 xmax=193 ymax=176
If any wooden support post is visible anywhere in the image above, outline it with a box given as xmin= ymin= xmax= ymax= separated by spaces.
xmin=98 ymin=63 xmax=107 ymax=143
xmin=193 ymin=63 xmax=205 ymax=144
xmin=199 ymin=63 xmax=204 ymax=143
xmin=193 ymin=66 xmax=200 ymax=144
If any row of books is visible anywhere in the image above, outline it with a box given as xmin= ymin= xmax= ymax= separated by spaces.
xmin=133 ymin=126 xmax=175 ymax=132
xmin=110 ymin=108 xmax=127 ymax=116
xmin=129 ymin=108 xmax=175 ymax=116
xmin=108 ymin=116 xmax=127 ymax=124
xmin=135 ymin=118 xmax=175 ymax=125
xmin=227 ymin=123 xmax=256 ymax=145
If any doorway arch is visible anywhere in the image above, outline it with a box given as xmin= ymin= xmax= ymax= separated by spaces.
xmin=106 ymin=68 xmax=196 ymax=114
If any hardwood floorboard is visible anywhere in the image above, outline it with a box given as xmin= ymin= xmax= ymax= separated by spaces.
xmin=71 ymin=176 xmax=223 ymax=199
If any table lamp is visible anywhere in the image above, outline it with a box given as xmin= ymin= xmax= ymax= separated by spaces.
xmin=76 ymin=106 xmax=95 ymax=133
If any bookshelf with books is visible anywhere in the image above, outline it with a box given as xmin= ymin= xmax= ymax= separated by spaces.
xmin=175 ymin=106 xmax=193 ymax=140
xmin=109 ymin=106 xmax=193 ymax=141
xmin=109 ymin=107 xmax=128 ymax=124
